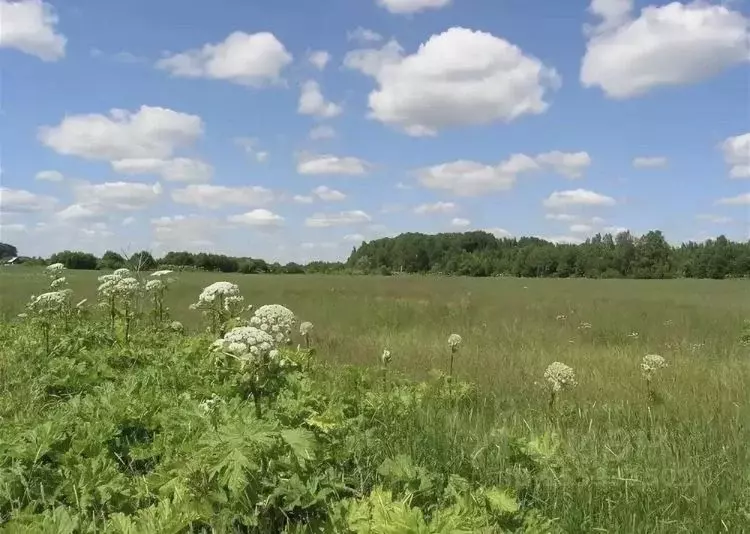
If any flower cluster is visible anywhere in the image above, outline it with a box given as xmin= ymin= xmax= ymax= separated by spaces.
xmin=640 ymin=354 xmax=667 ymax=380
xmin=212 ymin=326 xmax=278 ymax=361
xmin=543 ymin=362 xmax=578 ymax=393
xmin=97 ymin=269 xmax=138 ymax=298
xmin=45 ymin=263 xmax=67 ymax=290
xmin=300 ymin=321 xmax=314 ymax=337
xmin=381 ymin=348 xmax=392 ymax=366
xmin=250 ymin=304 xmax=296 ymax=344
xmin=27 ymin=290 xmax=72 ymax=315
xmin=191 ymin=281 xmax=244 ymax=311
xmin=448 ymin=333 xmax=462 ymax=349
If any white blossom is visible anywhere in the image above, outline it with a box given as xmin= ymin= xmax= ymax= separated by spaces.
xmin=381 ymin=348 xmax=392 ymax=366
xmin=212 ymin=326 xmax=276 ymax=362
xmin=300 ymin=321 xmax=314 ymax=336
xmin=170 ymin=320 xmax=184 ymax=333
xmin=46 ymin=263 xmax=65 ymax=274
xmin=640 ymin=354 xmax=667 ymax=380
xmin=113 ymin=268 xmax=131 ymax=277
xmin=448 ymin=333 xmax=462 ymax=349
xmin=27 ymin=289 xmax=72 ymax=315
xmin=151 ymin=270 xmax=174 ymax=277
xmin=50 ymin=277 xmax=67 ymax=289
xmin=250 ymin=304 xmax=296 ymax=344
xmin=145 ymin=279 xmax=166 ymax=293
xmin=192 ymin=281 xmax=244 ymax=313
xmin=544 ymin=362 xmax=578 ymax=393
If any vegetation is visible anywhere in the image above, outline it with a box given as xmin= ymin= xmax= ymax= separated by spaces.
xmin=4 ymin=229 xmax=750 ymax=278
xmin=0 ymin=266 xmax=748 ymax=532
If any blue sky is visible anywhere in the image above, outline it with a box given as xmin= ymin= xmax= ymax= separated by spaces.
xmin=0 ymin=0 xmax=748 ymax=262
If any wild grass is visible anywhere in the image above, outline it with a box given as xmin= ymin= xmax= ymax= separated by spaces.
xmin=0 ymin=267 xmax=749 ymax=532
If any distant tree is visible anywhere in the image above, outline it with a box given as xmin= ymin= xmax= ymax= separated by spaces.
xmin=99 ymin=250 xmax=125 ymax=270
xmin=49 ymin=250 xmax=98 ymax=270
xmin=0 ymin=243 xmax=17 ymax=260
xmin=128 ymin=250 xmax=156 ymax=271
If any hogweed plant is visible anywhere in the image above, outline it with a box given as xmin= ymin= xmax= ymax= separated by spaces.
xmin=25 ymin=289 xmax=73 ymax=355
xmin=447 ymin=333 xmax=462 ymax=378
xmin=640 ymin=353 xmax=668 ymax=403
xmin=543 ymin=361 xmax=578 ymax=410
xmin=300 ymin=321 xmax=314 ymax=349
xmin=190 ymin=281 xmax=244 ymax=335
xmin=250 ymin=304 xmax=296 ymax=345
xmin=145 ymin=270 xmax=176 ymax=325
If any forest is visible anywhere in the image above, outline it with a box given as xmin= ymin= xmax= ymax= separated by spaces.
xmin=2 ymin=229 xmax=749 ymax=279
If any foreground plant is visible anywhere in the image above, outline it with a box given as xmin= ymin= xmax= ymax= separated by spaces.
xmin=145 ymin=270 xmax=176 ymax=325
xmin=190 ymin=281 xmax=244 ymax=335
xmin=25 ymin=289 xmax=73 ymax=354
xmin=543 ymin=361 xmax=578 ymax=409
xmin=250 ymin=304 xmax=296 ymax=344
xmin=641 ymin=353 xmax=668 ymax=402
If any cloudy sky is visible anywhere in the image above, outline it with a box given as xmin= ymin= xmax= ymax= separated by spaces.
xmin=0 ymin=0 xmax=748 ymax=262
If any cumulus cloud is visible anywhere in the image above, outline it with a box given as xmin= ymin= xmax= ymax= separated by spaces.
xmin=234 ymin=136 xmax=270 ymax=163
xmin=581 ymin=0 xmax=749 ymax=98
xmin=298 ymin=80 xmax=342 ymax=118
xmin=39 ymin=106 xmax=204 ymax=162
xmin=35 ymin=170 xmax=64 ymax=182
xmin=544 ymin=235 xmax=585 ymax=245
xmin=633 ymin=156 xmax=668 ymax=168
xmin=151 ymin=215 xmax=224 ymax=251
xmin=543 ymin=189 xmax=616 ymax=209
xmin=696 ymin=214 xmax=731 ymax=224
xmin=57 ymin=181 xmax=162 ymax=221
xmin=450 ymin=217 xmax=471 ymax=228
xmin=0 ymin=0 xmax=66 ymax=61
xmin=293 ymin=195 xmax=314 ymax=204
xmin=112 ymin=157 xmax=213 ymax=183
xmin=312 ymin=185 xmax=346 ymax=201
xmin=721 ymin=133 xmax=750 ymax=178
xmin=171 ymin=184 xmax=275 ymax=209
xmin=716 ymin=193 xmax=750 ymax=205
xmin=0 ymin=187 xmax=58 ymax=212
xmin=347 ymin=27 xmax=383 ymax=44
xmin=415 ymin=150 xmax=589 ymax=196
xmin=344 ymin=27 xmax=560 ymax=136
xmin=305 ymin=210 xmax=372 ymax=227
xmin=414 ymin=201 xmax=457 ymax=215
xmin=570 ymin=223 xmax=594 ymax=233
xmin=377 ymin=0 xmax=451 ymax=14
xmin=307 ymin=50 xmax=331 ymax=70
xmin=309 ymin=125 xmax=336 ymax=140
xmin=485 ymin=227 xmax=512 ymax=238
xmin=344 ymin=233 xmax=365 ymax=242
xmin=156 ymin=31 xmax=292 ymax=86
xmin=227 ymin=209 xmax=284 ymax=227
xmin=297 ymin=153 xmax=371 ymax=175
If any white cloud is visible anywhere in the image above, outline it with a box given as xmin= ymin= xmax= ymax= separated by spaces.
xmin=122 ymin=216 xmax=135 ymax=226
xmin=234 ymin=136 xmax=270 ymax=162
xmin=112 ymin=157 xmax=213 ymax=183
xmin=543 ymin=188 xmax=616 ymax=209
xmin=344 ymin=27 xmax=560 ymax=135
xmin=255 ymin=151 xmax=269 ymax=163
xmin=57 ymin=181 xmax=162 ymax=221
xmin=377 ymin=0 xmax=451 ymax=14
xmin=632 ymin=156 xmax=668 ymax=169
xmin=716 ymin=193 xmax=750 ymax=205
xmin=416 ymin=154 xmax=539 ymax=196
xmin=603 ymin=225 xmax=629 ymax=235
xmin=581 ymin=1 xmax=749 ymax=99
xmin=414 ymin=201 xmax=457 ymax=215
xmin=696 ymin=214 xmax=731 ymax=224
xmin=545 ymin=213 xmax=578 ymax=222
xmin=298 ymin=80 xmax=342 ymax=118
xmin=0 ymin=187 xmax=57 ymax=212
xmin=536 ymin=151 xmax=592 ymax=178
xmin=305 ymin=210 xmax=372 ymax=227
xmin=0 ymin=0 xmax=66 ymax=61
xmin=35 ymin=169 xmax=64 ymax=182
xmin=309 ymin=125 xmax=337 ymax=140
xmin=313 ymin=185 xmax=346 ymax=201
xmin=344 ymin=233 xmax=365 ymax=242
xmin=721 ymin=133 xmax=750 ymax=178
xmin=347 ymin=27 xmax=383 ymax=44
xmin=156 ymin=31 xmax=292 ymax=87
xmin=151 ymin=215 xmax=223 ymax=251
xmin=396 ymin=182 xmax=412 ymax=190
xmin=485 ymin=227 xmax=512 ymax=238
xmin=297 ymin=153 xmax=371 ymax=175
xmin=39 ymin=106 xmax=204 ymax=162
xmin=450 ymin=217 xmax=471 ymax=228
xmin=545 ymin=235 xmax=585 ymax=245
xmin=171 ymin=184 xmax=275 ymax=209
xmin=570 ymin=223 xmax=594 ymax=233
xmin=293 ymin=195 xmax=314 ymax=204
xmin=308 ymin=50 xmax=331 ymax=70
xmin=228 ymin=209 xmax=284 ymax=227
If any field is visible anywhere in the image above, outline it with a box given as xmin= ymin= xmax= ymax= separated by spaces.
xmin=1 ymin=267 xmax=749 ymax=532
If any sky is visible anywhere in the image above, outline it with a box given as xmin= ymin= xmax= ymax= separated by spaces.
xmin=0 ymin=0 xmax=748 ymax=263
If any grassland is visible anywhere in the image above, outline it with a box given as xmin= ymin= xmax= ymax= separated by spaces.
xmin=1 ymin=267 xmax=749 ymax=532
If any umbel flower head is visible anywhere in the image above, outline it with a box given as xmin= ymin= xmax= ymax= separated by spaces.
xmin=151 ymin=269 xmax=173 ymax=278
xmin=381 ymin=348 xmax=392 ymax=366
xmin=250 ymin=304 xmax=296 ymax=344
xmin=640 ymin=354 xmax=668 ymax=380
xmin=212 ymin=326 xmax=278 ymax=361
xmin=191 ymin=281 xmax=244 ymax=311
xmin=300 ymin=321 xmax=314 ymax=336
xmin=27 ymin=289 xmax=72 ymax=315
xmin=46 ymin=263 xmax=65 ymax=274
xmin=97 ymin=270 xmax=138 ymax=298
xmin=544 ymin=362 xmax=578 ymax=393
xmin=448 ymin=333 xmax=462 ymax=349
xmin=145 ymin=279 xmax=166 ymax=293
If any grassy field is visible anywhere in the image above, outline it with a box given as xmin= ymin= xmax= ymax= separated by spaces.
xmin=1 ymin=267 xmax=749 ymax=531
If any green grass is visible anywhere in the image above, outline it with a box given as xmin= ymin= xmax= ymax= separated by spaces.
xmin=1 ymin=267 xmax=749 ymax=532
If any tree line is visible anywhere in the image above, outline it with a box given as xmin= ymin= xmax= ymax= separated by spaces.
xmin=2 ymin=229 xmax=749 ymax=279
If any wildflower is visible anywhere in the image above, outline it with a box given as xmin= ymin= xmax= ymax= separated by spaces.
xmin=212 ymin=326 xmax=276 ymax=362
xmin=46 ymin=263 xmax=65 ymax=274
xmin=169 ymin=320 xmax=184 ymax=333
xmin=113 ymin=268 xmax=131 ymax=277
xmin=300 ymin=321 xmax=314 ymax=336
xmin=448 ymin=333 xmax=462 ymax=349
xmin=627 ymin=331 xmax=639 ymax=339
xmin=27 ymin=290 xmax=72 ymax=314
xmin=50 ymin=276 xmax=67 ymax=289
xmin=556 ymin=314 xmax=567 ymax=321
xmin=543 ymin=362 xmax=578 ymax=393
xmin=381 ymin=348 xmax=392 ymax=366
xmin=250 ymin=304 xmax=296 ymax=344
xmin=640 ymin=354 xmax=667 ymax=380
xmin=199 ymin=393 xmax=224 ymax=414
xmin=145 ymin=279 xmax=166 ymax=293
xmin=150 ymin=269 xmax=173 ymax=277
xmin=577 ymin=322 xmax=592 ymax=330
xmin=17 ymin=313 xmax=28 ymax=319
xmin=115 ymin=277 xmax=140 ymax=296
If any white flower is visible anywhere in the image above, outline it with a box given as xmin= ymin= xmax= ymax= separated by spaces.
xmin=578 ymin=322 xmax=592 ymax=330
xmin=381 ymin=348 xmax=392 ymax=366
xmin=640 ymin=354 xmax=667 ymax=380
xmin=192 ymin=282 xmax=244 ymax=313
xmin=115 ymin=277 xmax=140 ymax=296
xmin=199 ymin=393 xmax=224 ymax=414
xmin=113 ymin=268 xmax=131 ymax=277
xmin=27 ymin=289 xmax=72 ymax=314
xmin=544 ymin=362 xmax=577 ymax=393
xmin=50 ymin=276 xmax=67 ymax=289
xmin=151 ymin=270 xmax=173 ymax=277
xmin=170 ymin=320 xmax=184 ymax=333
xmin=46 ymin=263 xmax=65 ymax=273
xmin=448 ymin=333 xmax=462 ymax=349
xmin=556 ymin=314 xmax=567 ymax=321
xmin=250 ymin=304 xmax=296 ymax=345
xmin=300 ymin=321 xmax=314 ymax=336
xmin=145 ymin=279 xmax=166 ymax=293
xmin=213 ymin=326 xmax=276 ymax=362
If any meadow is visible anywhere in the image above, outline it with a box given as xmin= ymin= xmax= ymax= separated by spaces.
xmin=0 ymin=266 xmax=749 ymax=532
